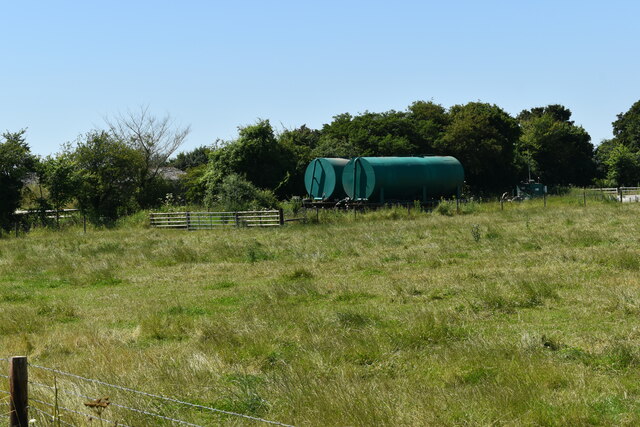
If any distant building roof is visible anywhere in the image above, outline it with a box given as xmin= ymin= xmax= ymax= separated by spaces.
xmin=158 ymin=167 xmax=187 ymax=181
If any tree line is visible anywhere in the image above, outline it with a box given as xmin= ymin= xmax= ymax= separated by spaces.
xmin=2 ymin=100 xmax=640 ymax=230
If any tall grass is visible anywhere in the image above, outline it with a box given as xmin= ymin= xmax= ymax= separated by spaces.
xmin=1 ymin=196 xmax=640 ymax=425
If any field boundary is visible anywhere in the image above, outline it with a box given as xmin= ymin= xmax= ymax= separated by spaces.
xmin=0 ymin=356 xmax=293 ymax=426
xmin=150 ymin=209 xmax=285 ymax=230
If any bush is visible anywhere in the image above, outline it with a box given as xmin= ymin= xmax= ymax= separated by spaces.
xmin=207 ymin=173 xmax=278 ymax=211
xmin=435 ymin=200 xmax=456 ymax=216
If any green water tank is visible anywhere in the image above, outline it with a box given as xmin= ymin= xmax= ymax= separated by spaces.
xmin=304 ymin=158 xmax=349 ymax=200
xmin=341 ymin=156 xmax=464 ymax=202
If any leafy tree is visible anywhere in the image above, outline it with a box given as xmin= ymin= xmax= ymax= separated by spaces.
xmin=205 ymin=173 xmax=277 ymax=211
xmin=72 ymin=131 xmax=145 ymax=224
xmin=437 ymin=102 xmax=520 ymax=192
xmin=0 ymin=130 xmax=34 ymax=230
xmin=407 ymin=100 xmax=449 ymax=153
xmin=316 ymin=111 xmax=422 ymax=157
xmin=612 ymin=100 xmax=640 ymax=150
xmin=594 ymin=138 xmax=618 ymax=181
xmin=167 ymin=145 xmax=211 ymax=170
xmin=204 ymin=120 xmax=295 ymax=198
xmin=516 ymin=105 xmax=595 ymax=186
xmin=517 ymin=104 xmax=573 ymax=123
xmin=604 ymin=143 xmax=640 ymax=186
xmin=180 ymin=164 xmax=208 ymax=204
xmin=39 ymin=150 xmax=78 ymax=212
xmin=278 ymin=125 xmax=321 ymax=195
xmin=106 ymin=106 xmax=191 ymax=206
xmin=595 ymin=101 xmax=640 ymax=184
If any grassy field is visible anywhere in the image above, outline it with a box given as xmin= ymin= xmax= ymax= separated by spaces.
xmin=1 ymin=196 xmax=640 ymax=425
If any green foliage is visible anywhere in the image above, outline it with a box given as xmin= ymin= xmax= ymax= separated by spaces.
xmin=435 ymin=200 xmax=456 ymax=216
xmin=106 ymin=107 xmax=191 ymax=208
xmin=594 ymin=138 xmax=619 ymax=182
xmin=597 ymin=100 xmax=640 ymax=185
xmin=205 ymin=120 xmax=295 ymax=198
xmin=604 ymin=142 xmax=640 ymax=186
xmin=277 ymin=125 xmax=321 ymax=195
xmin=180 ymin=163 xmax=208 ymax=204
xmin=0 ymin=130 xmax=35 ymax=230
xmin=167 ymin=145 xmax=211 ymax=170
xmin=612 ymin=100 xmax=640 ymax=150
xmin=71 ymin=131 xmax=145 ymax=224
xmin=39 ymin=150 xmax=78 ymax=210
xmin=437 ymin=102 xmax=520 ymax=192
xmin=315 ymin=106 xmax=442 ymax=158
xmin=206 ymin=173 xmax=278 ymax=211
xmin=517 ymin=105 xmax=595 ymax=186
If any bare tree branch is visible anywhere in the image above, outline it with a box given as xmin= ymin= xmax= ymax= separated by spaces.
xmin=105 ymin=106 xmax=191 ymax=183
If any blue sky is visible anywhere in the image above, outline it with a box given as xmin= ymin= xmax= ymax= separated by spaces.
xmin=1 ymin=1 xmax=639 ymax=155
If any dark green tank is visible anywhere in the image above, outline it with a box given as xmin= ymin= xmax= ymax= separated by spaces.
xmin=341 ymin=156 xmax=464 ymax=202
xmin=304 ymin=158 xmax=349 ymax=200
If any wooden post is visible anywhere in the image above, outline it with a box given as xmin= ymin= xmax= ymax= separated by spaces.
xmin=583 ymin=188 xmax=586 ymax=207
xmin=186 ymin=211 xmax=191 ymax=231
xmin=9 ymin=356 xmax=28 ymax=427
xmin=619 ymin=188 xmax=623 ymax=203
xmin=14 ymin=222 xmax=18 ymax=238
xmin=500 ymin=199 xmax=504 ymax=211
xmin=235 ymin=212 xmax=239 ymax=228
xmin=56 ymin=209 xmax=60 ymax=229
xmin=543 ymin=192 xmax=547 ymax=208
xmin=456 ymin=197 xmax=459 ymax=213
xmin=278 ymin=208 xmax=284 ymax=226
xmin=83 ymin=215 xmax=87 ymax=234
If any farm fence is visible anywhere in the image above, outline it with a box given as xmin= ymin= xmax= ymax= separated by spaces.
xmin=580 ymin=187 xmax=640 ymax=204
xmin=0 ymin=356 xmax=293 ymax=426
xmin=150 ymin=209 xmax=285 ymax=230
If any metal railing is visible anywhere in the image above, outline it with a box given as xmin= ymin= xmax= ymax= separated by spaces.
xmin=149 ymin=209 xmax=285 ymax=230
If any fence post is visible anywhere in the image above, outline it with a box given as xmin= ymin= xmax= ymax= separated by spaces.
xmin=278 ymin=208 xmax=284 ymax=226
xmin=543 ymin=192 xmax=547 ymax=208
xmin=583 ymin=188 xmax=586 ymax=207
xmin=9 ymin=356 xmax=28 ymax=427
xmin=619 ymin=187 xmax=623 ymax=203
xmin=235 ymin=212 xmax=239 ymax=228
xmin=14 ymin=222 xmax=18 ymax=238
xmin=186 ymin=211 xmax=191 ymax=231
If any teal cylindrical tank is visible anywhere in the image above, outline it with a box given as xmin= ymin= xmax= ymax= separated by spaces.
xmin=304 ymin=158 xmax=349 ymax=200
xmin=341 ymin=156 xmax=464 ymax=202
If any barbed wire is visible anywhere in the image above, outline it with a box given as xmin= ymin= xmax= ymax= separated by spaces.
xmin=29 ymin=363 xmax=294 ymax=426
xmin=30 ymin=397 xmax=131 ymax=427
xmin=29 ymin=405 xmax=75 ymax=427
xmin=30 ymin=380 xmax=203 ymax=427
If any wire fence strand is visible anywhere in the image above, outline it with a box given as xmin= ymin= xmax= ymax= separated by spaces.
xmin=29 ymin=380 xmax=204 ymax=427
xmin=29 ymin=363 xmax=294 ymax=426
xmin=30 ymin=397 xmax=132 ymax=427
xmin=30 ymin=405 xmax=75 ymax=427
